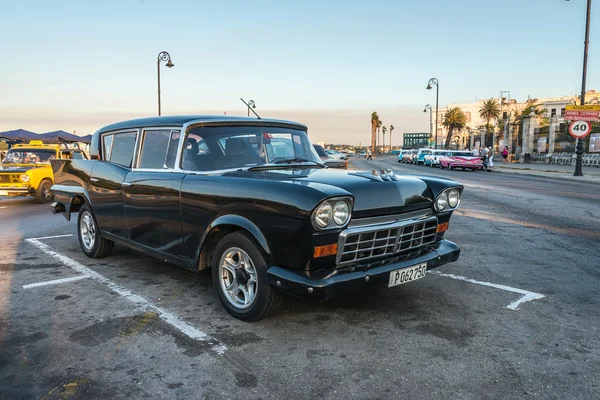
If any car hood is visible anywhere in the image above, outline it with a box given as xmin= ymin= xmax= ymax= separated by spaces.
xmin=0 ymin=165 xmax=39 ymax=173
xmin=228 ymin=167 xmax=436 ymax=217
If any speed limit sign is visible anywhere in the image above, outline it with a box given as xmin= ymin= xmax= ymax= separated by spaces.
xmin=569 ymin=120 xmax=592 ymax=139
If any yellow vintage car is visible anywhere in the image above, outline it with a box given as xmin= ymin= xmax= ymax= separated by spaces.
xmin=0 ymin=140 xmax=88 ymax=203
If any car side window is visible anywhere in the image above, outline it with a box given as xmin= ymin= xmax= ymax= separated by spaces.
xmin=102 ymin=134 xmax=113 ymax=161
xmin=138 ymin=129 xmax=180 ymax=169
xmin=107 ymin=132 xmax=137 ymax=168
xmin=71 ymin=151 xmax=86 ymax=160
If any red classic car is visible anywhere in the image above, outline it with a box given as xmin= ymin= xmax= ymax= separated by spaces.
xmin=439 ymin=151 xmax=483 ymax=170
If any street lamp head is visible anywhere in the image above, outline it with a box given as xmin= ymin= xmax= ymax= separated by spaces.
xmin=166 ymin=59 xmax=174 ymax=68
xmin=423 ymin=108 xmax=427 ymax=113
xmin=426 ymin=84 xmax=432 ymax=90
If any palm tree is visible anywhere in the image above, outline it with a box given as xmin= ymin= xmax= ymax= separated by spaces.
xmin=377 ymin=120 xmax=382 ymax=152
xmin=479 ymin=98 xmax=501 ymax=134
xmin=442 ymin=107 xmax=467 ymax=149
xmin=389 ymin=125 xmax=394 ymax=149
xmin=382 ymin=126 xmax=387 ymax=151
xmin=370 ymin=112 xmax=379 ymax=153
xmin=514 ymin=98 xmax=549 ymax=127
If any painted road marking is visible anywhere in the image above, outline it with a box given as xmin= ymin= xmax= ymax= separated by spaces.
xmin=30 ymin=233 xmax=74 ymax=240
xmin=23 ymin=274 xmax=90 ymax=289
xmin=429 ymin=271 xmax=545 ymax=310
xmin=26 ymin=237 xmax=227 ymax=355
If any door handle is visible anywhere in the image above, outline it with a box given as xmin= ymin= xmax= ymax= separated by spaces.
xmin=122 ymin=182 xmax=134 ymax=187
xmin=90 ymin=177 xmax=99 ymax=183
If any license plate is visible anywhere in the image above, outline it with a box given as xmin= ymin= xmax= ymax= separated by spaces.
xmin=388 ymin=263 xmax=428 ymax=287
xmin=0 ymin=190 xmax=8 ymax=196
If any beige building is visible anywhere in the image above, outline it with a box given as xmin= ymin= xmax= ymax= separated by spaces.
xmin=433 ymin=90 xmax=599 ymax=151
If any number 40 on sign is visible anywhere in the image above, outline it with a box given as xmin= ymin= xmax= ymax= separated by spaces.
xmin=569 ymin=120 xmax=592 ymax=139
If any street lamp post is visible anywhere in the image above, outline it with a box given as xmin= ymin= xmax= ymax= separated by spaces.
xmin=424 ymin=104 xmax=433 ymax=146
xmin=426 ymin=78 xmax=439 ymax=149
xmin=568 ymin=0 xmax=592 ymax=176
xmin=500 ymin=90 xmax=511 ymax=149
xmin=157 ymin=51 xmax=174 ymax=116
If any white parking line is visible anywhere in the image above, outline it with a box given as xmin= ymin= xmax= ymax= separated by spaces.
xmin=429 ymin=271 xmax=545 ymax=310
xmin=30 ymin=233 xmax=74 ymax=240
xmin=26 ymin=237 xmax=227 ymax=355
xmin=23 ymin=274 xmax=90 ymax=289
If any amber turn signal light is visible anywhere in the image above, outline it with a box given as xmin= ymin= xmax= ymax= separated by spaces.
xmin=313 ymin=244 xmax=338 ymax=258
xmin=437 ymin=222 xmax=449 ymax=233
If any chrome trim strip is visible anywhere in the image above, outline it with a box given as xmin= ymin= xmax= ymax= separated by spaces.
xmin=348 ymin=210 xmax=434 ymax=228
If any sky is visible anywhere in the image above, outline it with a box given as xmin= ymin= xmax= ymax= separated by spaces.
xmin=1 ymin=0 xmax=598 ymax=144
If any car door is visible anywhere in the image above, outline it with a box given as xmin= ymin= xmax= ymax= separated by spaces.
xmin=122 ymin=128 xmax=185 ymax=259
xmin=89 ymin=130 xmax=138 ymax=238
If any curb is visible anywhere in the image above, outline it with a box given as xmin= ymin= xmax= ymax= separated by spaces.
xmin=493 ymin=168 xmax=600 ymax=185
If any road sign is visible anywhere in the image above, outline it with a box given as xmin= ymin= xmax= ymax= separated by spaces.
xmin=569 ymin=120 xmax=592 ymax=139
xmin=564 ymin=105 xmax=600 ymax=121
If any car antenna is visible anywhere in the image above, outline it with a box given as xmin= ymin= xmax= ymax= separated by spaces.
xmin=240 ymin=98 xmax=261 ymax=119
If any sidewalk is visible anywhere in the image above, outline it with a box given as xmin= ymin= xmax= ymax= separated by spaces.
xmin=493 ymin=161 xmax=600 ymax=185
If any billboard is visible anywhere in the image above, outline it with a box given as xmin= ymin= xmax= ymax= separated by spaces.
xmin=403 ymin=133 xmax=429 ymax=149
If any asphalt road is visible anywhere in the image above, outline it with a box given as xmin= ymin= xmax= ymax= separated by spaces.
xmin=1 ymin=158 xmax=599 ymax=400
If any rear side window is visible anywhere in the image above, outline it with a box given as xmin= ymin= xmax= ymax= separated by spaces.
xmin=138 ymin=129 xmax=180 ymax=169
xmin=103 ymin=132 xmax=137 ymax=167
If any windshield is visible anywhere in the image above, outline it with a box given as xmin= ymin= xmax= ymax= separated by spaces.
xmin=1 ymin=148 xmax=56 ymax=164
xmin=181 ymin=126 xmax=322 ymax=171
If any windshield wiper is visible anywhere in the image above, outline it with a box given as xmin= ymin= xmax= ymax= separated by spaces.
xmin=270 ymin=157 xmax=323 ymax=166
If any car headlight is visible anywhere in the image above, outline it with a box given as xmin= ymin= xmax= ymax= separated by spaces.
xmin=435 ymin=192 xmax=448 ymax=212
xmin=434 ymin=187 xmax=461 ymax=212
xmin=448 ymin=189 xmax=460 ymax=208
xmin=333 ymin=201 xmax=350 ymax=225
xmin=20 ymin=174 xmax=30 ymax=183
xmin=311 ymin=197 xmax=353 ymax=230
xmin=313 ymin=202 xmax=332 ymax=228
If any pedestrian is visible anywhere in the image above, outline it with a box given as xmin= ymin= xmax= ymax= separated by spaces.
xmin=480 ymin=146 xmax=488 ymax=169
xmin=487 ymin=146 xmax=494 ymax=170
xmin=367 ymin=148 xmax=372 ymax=161
xmin=472 ymin=147 xmax=479 ymax=157
xmin=501 ymin=146 xmax=508 ymax=163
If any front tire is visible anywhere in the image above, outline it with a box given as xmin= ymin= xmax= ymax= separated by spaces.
xmin=212 ymin=231 xmax=279 ymax=321
xmin=78 ymin=203 xmax=114 ymax=258
xmin=35 ymin=179 xmax=54 ymax=204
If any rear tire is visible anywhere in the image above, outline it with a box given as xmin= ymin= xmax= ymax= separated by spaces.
xmin=35 ymin=179 xmax=54 ymax=204
xmin=78 ymin=203 xmax=114 ymax=258
xmin=212 ymin=231 xmax=279 ymax=321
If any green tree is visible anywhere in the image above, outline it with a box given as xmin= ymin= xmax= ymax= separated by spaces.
xmin=389 ymin=125 xmax=394 ymax=149
xmin=479 ymin=98 xmax=501 ymax=134
xmin=370 ymin=112 xmax=379 ymax=153
xmin=520 ymin=99 xmax=549 ymax=125
xmin=382 ymin=125 xmax=387 ymax=151
xmin=442 ymin=107 xmax=467 ymax=149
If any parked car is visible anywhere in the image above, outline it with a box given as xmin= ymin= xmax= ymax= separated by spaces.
xmin=424 ymin=150 xmax=449 ymax=167
xmin=326 ymin=149 xmax=347 ymax=160
xmin=415 ymin=148 xmax=434 ymax=165
xmin=314 ymin=145 xmax=348 ymax=169
xmin=439 ymin=151 xmax=484 ymax=170
xmin=1 ymin=140 xmax=88 ymax=203
xmin=49 ymin=115 xmax=462 ymax=321
xmin=401 ymin=149 xmax=417 ymax=163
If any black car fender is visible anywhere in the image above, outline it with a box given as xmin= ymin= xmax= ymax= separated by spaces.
xmin=195 ymin=214 xmax=272 ymax=270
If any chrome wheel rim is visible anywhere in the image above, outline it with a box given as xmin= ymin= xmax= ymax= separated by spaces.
xmin=80 ymin=211 xmax=96 ymax=251
xmin=218 ymin=247 xmax=258 ymax=310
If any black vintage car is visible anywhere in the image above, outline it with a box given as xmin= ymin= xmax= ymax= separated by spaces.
xmin=50 ymin=116 xmax=462 ymax=321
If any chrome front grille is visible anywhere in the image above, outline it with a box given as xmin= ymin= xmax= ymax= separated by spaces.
xmin=336 ymin=216 xmax=438 ymax=265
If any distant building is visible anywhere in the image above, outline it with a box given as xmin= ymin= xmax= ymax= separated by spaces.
xmin=433 ymin=90 xmax=599 ymax=150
